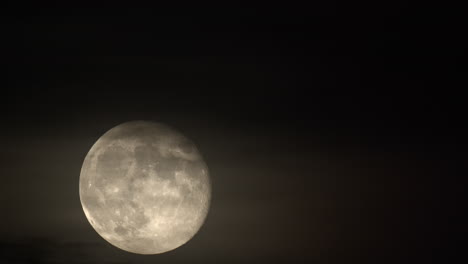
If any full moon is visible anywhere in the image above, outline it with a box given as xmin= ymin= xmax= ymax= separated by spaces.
xmin=79 ymin=121 xmax=211 ymax=254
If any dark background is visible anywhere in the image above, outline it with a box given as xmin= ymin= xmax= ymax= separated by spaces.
xmin=1 ymin=3 xmax=466 ymax=263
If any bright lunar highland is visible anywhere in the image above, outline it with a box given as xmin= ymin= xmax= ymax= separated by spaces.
xmin=79 ymin=121 xmax=211 ymax=254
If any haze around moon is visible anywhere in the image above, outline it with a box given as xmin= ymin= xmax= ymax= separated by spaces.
xmin=79 ymin=121 xmax=211 ymax=254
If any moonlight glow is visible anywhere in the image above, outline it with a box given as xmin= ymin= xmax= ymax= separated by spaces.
xmin=79 ymin=121 xmax=211 ymax=254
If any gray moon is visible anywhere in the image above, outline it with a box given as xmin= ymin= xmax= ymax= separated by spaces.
xmin=79 ymin=121 xmax=211 ymax=254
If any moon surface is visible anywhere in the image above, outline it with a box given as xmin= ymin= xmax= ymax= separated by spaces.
xmin=79 ymin=121 xmax=211 ymax=254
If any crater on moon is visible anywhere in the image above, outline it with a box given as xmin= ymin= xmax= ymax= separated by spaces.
xmin=79 ymin=121 xmax=211 ymax=254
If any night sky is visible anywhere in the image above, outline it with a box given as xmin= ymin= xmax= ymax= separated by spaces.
xmin=1 ymin=4 xmax=466 ymax=264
